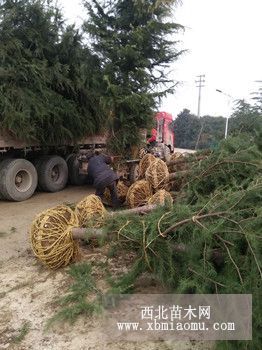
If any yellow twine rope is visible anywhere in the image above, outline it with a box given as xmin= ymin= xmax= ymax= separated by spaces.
xmin=104 ymin=181 xmax=129 ymax=204
xmin=145 ymin=158 xmax=169 ymax=190
xmin=30 ymin=205 xmax=79 ymax=270
xmin=75 ymin=194 xmax=107 ymax=228
xmin=170 ymin=152 xmax=183 ymax=162
xmin=126 ymin=180 xmax=153 ymax=208
xmin=138 ymin=154 xmax=156 ymax=178
xmin=147 ymin=189 xmax=173 ymax=206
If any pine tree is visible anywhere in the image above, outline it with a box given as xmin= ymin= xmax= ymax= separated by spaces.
xmin=83 ymin=0 xmax=184 ymax=153
xmin=229 ymin=99 xmax=262 ymax=137
xmin=0 ymin=0 xmax=104 ymax=144
xmin=104 ymin=135 xmax=262 ymax=349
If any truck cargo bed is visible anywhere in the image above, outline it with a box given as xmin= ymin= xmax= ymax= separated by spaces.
xmin=0 ymin=130 xmax=107 ymax=151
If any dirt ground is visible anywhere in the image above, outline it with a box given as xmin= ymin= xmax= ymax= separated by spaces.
xmin=0 ymin=186 xmax=214 ymax=350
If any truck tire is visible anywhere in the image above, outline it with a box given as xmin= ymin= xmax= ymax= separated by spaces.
xmin=0 ymin=159 xmax=38 ymax=201
xmin=129 ymin=163 xmax=140 ymax=183
xmin=37 ymin=156 xmax=68 ymax=192
xmin=67 ymin=154 xmax=88 ymax=186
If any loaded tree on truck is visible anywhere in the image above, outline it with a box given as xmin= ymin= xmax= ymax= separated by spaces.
xmin=0 ymin=0 xmax=183 ymax=201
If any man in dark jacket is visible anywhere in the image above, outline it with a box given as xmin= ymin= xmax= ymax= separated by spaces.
xmin=88 ymin=152 xmax=120 ymax=208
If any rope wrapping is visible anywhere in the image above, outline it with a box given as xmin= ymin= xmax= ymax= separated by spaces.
xmin=147 ymin=189 xmax=173 ymax=206
xmin=138 ymin=154 xmax=156 ymax=178
xmin=30 ymin=205 xmax=79 ymax=269
xmin=126 ymin=180 xmax=153 ymax=208
xmin=145 ymin=158 xmax=169 ymax=190
xmin=75 ymin=194 xmax=107 ymax=228
xmin=103 ymin=181 xmax=129 ymax=205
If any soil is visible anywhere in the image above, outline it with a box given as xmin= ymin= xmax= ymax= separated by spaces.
xmin=0 ymin=186 xmax=214 ymax=350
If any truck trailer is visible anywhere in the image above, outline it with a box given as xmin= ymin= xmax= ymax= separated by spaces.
xmin=0 ymin=112 xmax=174 ymax=201
xmin=0 ymin=130 xmax=108 ymax=201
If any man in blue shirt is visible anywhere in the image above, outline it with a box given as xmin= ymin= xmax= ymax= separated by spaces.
xmin=88 ymin=152 xmax=120 ymax=208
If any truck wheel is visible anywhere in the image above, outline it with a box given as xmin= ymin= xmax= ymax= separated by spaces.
xmin=129 ymin=163 xmax=140 ymax=183
xmin=37 ymin=156 xmax=68 ymax=192
xmin=67 ymin=154 xmax=88 ymax=186
xmin=0 ymin=159 xmax=38 ymax=201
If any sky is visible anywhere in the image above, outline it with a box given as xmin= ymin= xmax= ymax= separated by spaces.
xmin=59 ymin=0 xmax=262 ymax=119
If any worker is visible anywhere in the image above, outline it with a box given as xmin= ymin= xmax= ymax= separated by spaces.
xmin=147 ymin=128 xmax=157 ymax=147
xmin=88 ymin=151 xmax=120 ymax=208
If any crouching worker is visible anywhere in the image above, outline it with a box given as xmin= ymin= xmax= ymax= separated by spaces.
xmin=88 ymin=152 xmax=121 ymax=208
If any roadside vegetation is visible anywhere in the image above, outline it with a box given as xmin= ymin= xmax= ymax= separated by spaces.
xmin=49 ymin=135 xmax=261 ymax=350
xmin=173 ymin=91 xmax=262 ymax=150
xmin=0 ymin=0 xmax=184 ymax=152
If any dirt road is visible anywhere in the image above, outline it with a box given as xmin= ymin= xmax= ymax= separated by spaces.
xmin=0 ymin=187 xmax=213 ymax=350
xmin=0 ymin=186 xmax=93 ymax=262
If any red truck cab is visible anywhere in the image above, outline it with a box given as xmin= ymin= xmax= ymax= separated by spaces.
xmin=155 ymin=111 xmax=174 ymax=152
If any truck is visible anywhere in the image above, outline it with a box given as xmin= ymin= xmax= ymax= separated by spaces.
xmin=0 ymin=112 xmax=174 ymax=202
xmin=138 ymin=111 xmax=175 ymax=160
xmin=155 ymin=111 xmax=175 ymax=151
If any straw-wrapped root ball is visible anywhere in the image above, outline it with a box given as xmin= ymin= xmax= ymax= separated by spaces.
xmin=126 ymin=180 xmax=153 ymax=208
xmin=138 ymin=154 xmax=156 ymax=179
xmin=103 ymin=181 xmax=129 ymax=205
xmin=170 ymin=152 xmax=183 ymax=162
xmin=30 ymin=205 xmax=79 ymax=269
xmin=145 ymin=158 xmax=169 ymax=191
xmin=75 ymin=194 xmax=107 ymax=228
xmin=168 ymin=152 xmax=187 ymax=172
xmin=147 ymin=189 xmax=173 ymax=206
xmin=138 ymin=147 xmax=148 ymax=159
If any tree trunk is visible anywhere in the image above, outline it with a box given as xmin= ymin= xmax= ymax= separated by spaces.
xmin=167 ymin=170 xmax=189 ymax=181
xmin=166 ymin=155 xmax=207 ymax=167
xmin=72 ymin=204 xmax=158 ymax=240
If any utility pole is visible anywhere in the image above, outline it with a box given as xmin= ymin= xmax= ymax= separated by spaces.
xmin=195 ymin=74 xmax=205 ymax=149
xmin=196 ymin=74 xmax=205 ymax=117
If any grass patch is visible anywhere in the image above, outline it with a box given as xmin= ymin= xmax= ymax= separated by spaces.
xmin=106 ymin=244 xmax=118 ymax=258
xmin=0 ymin=231 xmax=7 ymax=238
xmin=94 ymin=260 xmax=108 ymax=268
xmin=10 ymin=226 xmax=17 ymax=233
xmin=11 ymin=321 xmax=30 ymax=343
xmin=46 ymin=262 xmax=103 ymax=328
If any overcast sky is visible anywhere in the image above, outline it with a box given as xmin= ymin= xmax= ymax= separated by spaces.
xmin=59 ymin=0 xmax=262 ymax=119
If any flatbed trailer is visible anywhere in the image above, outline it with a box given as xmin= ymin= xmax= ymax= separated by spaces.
xmin=0 ymin=129 xmax=143 ymax=202
xmin=0 ymin=130 xmax=109 ymax=201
